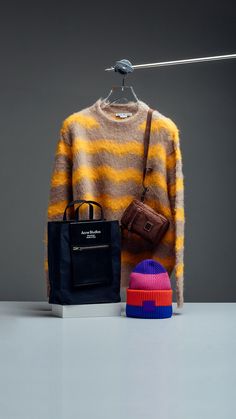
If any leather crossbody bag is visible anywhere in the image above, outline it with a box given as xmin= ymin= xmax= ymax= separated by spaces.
xmin=120 ymin=108 xmax=170 ymax=246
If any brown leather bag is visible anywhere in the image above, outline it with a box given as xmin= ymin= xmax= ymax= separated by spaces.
xmin=120 ymin=108 xmax=170 ymax=246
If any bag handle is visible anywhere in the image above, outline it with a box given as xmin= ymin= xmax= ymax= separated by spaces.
xmin=63 ymin=199 xmax=89 ymax=221
xmin=141 ymin=108 xmax=154 ymax=202
xmin=74 ymin=200 xmax=104 ymax=221
xmin=74 ymin=202 xmax=94 ymax=221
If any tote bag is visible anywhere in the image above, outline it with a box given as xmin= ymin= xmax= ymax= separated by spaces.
xmin=48 ymin=199 xmax=121 ymax=305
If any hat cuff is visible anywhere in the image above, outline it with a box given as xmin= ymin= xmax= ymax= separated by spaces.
xmin=126 ymin=304 xmax=172 ymax=319
xmin=127 ymin=289 xmax=172 ymax=306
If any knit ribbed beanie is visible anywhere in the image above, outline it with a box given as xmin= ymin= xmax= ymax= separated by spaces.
xmin=126 ymin=259 xmax=173 ymax=319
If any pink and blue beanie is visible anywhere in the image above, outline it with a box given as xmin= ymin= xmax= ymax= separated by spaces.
xmin=126 ymin=259 xmax=172 ymax=319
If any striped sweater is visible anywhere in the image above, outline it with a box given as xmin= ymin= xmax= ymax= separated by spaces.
xmin=43 ymin=98 xmax=185 ymax=307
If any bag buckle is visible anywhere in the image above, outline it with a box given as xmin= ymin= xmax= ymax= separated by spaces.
xmin=143 ymin=221 xmax=153 ymax=232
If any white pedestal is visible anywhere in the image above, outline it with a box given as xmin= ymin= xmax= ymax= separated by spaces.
xmin=51 ymin=302 xmax=124 ymax=318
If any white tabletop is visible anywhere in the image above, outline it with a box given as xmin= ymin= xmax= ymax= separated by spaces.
xmin=0 ymin=302 xmax=235 ymax=419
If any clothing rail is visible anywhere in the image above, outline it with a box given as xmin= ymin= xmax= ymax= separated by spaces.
xmin=105 ymin=54 xmax=236 ymax=72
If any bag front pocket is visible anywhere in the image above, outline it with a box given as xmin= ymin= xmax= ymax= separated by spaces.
xmin=70 ymin=243 xmax=113 ymax=287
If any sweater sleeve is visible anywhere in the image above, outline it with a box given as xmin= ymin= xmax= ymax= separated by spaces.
xmin=43 ymin=119 xmax=73 ymax=299
xmin=166 ymin=127 xmax=185 ymax=308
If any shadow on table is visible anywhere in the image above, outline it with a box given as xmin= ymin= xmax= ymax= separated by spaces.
xmin=0 ymin=302 xmax=53 ymax=318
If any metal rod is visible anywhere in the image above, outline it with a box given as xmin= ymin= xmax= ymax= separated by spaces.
xmin=105 ymin=53 xmax=236 ymax=71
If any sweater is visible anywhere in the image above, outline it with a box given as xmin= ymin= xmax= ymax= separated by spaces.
xmin=43 ymin=98 xmax=185 ymax=307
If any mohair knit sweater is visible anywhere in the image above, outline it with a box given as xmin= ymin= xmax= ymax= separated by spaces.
xmin=43 ymin=98 xmax=185 ymax=307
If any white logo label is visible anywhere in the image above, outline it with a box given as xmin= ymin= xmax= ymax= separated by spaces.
xmin=115 ymin=112 xmax=133 ymax=119
xmin=81 ymin=229 xmax=102 ymax=239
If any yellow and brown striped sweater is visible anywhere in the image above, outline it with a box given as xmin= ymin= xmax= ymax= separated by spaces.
xmin=43 ymin=98 xmax=185 ymax=307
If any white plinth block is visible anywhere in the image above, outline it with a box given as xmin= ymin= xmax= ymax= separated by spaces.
xmin=51 ymin=302 xmax=123 ymax=318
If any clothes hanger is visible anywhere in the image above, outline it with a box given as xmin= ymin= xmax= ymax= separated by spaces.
xmin=102 ymin=54 xmax=236 ymax=109
xmin=100 ymin=59 xmax=139 ymax=109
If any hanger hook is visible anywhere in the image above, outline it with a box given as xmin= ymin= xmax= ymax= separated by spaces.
xmin=122 ymin=75 xmax=126 ymax=90
xmin=113 ymin=59 xmax=133 ymax=91
xmin=114 ymin=59 xmax=134 ymax=75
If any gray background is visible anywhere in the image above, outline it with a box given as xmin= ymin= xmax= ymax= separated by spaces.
xmin=0 ymin=0 xmax=235 ymax=302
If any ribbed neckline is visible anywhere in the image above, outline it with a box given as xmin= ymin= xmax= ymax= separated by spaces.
xmin=92 ymin=97 xmax=150 ymax=125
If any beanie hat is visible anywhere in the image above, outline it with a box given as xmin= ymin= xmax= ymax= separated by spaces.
xmin=126 ymin=259 xmax=173 ymax=319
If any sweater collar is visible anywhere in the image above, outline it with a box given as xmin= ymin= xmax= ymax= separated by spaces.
xmin=92 ymin=97 xmax=150 ymax=125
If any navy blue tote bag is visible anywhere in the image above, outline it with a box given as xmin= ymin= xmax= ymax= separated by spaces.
xmin=48 ymin=199 xmax=121 ymax=305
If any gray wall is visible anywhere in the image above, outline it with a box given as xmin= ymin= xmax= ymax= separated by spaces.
xmin=0 ymin=0 xmax=235 ymax=302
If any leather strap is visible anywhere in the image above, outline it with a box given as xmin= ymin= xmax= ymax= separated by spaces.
xmin=141 ymin=108 xmax=154 ymax=202
xmin=142 ymin=108 xmax=153 ymax=182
